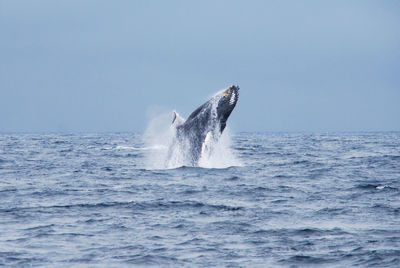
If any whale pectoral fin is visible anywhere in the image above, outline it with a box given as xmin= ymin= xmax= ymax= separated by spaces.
xmin=171 ymin=110 xmax=185 ymax=127
xmin=201 ymin=131 xmax=212 ymax=158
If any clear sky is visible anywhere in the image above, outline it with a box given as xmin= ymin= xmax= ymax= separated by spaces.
xmin=1 ymin=1 xmax=399 ymax=133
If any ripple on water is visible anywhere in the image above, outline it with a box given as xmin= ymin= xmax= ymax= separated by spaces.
xmin=0 ymin=133 xmax=399 ymax=267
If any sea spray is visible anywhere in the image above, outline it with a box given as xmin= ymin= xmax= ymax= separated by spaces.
xmin=142 ymin=111 xmax=172 ymax=169
xmin=198 ymin=127 xmax=241 ymax=168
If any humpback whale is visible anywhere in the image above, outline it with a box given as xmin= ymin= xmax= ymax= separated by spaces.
xmin=167 ymin=85 xmax=239 ymax=166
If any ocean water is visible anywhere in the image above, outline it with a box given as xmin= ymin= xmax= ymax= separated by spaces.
xmin=0 ymin=132 xmax=399 ymax=267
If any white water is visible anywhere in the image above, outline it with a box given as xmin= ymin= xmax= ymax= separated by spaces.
xmin=143 ymin=110 xmax=241 ymax=169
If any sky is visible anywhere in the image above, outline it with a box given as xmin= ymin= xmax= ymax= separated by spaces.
xmin=1 ymin=0 xmax=399 ymax=133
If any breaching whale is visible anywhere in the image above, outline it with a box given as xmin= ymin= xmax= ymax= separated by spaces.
xmin=167 ymin=85 xmax=239 ymax=166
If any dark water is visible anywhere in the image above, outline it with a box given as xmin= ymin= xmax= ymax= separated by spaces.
xmin=0 ymin=133 xmax=399 ymax=267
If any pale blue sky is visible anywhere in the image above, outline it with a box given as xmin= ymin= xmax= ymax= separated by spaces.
xmin=1 ymin=1 xmax=399 ymax=132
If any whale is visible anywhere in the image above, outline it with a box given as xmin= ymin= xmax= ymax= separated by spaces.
xmin=167 ymin=85 xmax=239 ymax=166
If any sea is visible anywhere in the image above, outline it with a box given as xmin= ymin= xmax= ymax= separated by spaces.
xmin=0 ymin=132 xmax=399 ymax=267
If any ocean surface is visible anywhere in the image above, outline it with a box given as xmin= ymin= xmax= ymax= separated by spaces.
xmin=0 ymin=132 xmax=399 ymax=267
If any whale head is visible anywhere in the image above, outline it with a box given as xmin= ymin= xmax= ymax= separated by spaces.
xmin=216 ymin=85 xmax=239 ymax=132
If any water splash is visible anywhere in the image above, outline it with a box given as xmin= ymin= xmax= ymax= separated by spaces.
xmin=142 ymin=111 xmax=173 ymax=169
xmin=198 ymin=127 xmax=241 ymax=168
xmin=143 ymin=110 xmax=241 ymax=169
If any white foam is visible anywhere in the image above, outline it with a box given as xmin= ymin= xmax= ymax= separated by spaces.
xmin=115 ymin=145 xmax=137 ymax=150
xmin=198 ymin=128 xmax=241 ymax=168
xmin=142 ymin=111 xmax=175 ymax=169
